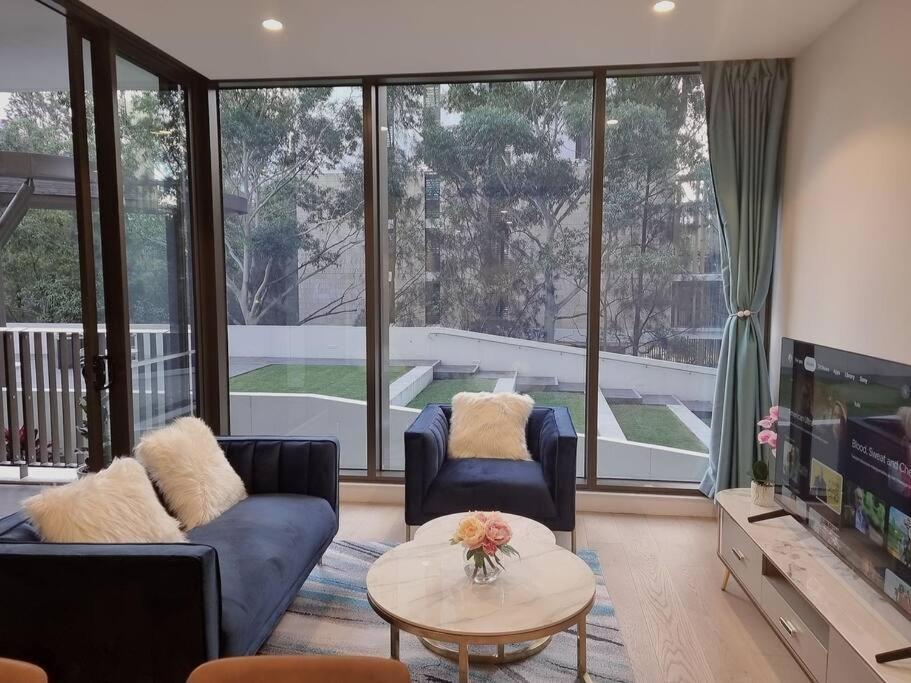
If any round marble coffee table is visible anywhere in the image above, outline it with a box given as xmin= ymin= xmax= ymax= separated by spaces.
xmin=366 ymin=519 xmax=595 ymax=682
xmin=411 ymin=512 xmax=556 ymax=546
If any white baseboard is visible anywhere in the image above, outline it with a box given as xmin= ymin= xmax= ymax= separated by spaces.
xmin=340 ymin=482 xmax=715 ymax=518
xmin=575 ymin=489 xmax=715 ymax=517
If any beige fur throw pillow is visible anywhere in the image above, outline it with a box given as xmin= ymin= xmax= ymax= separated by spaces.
xmin=135 ymin=416 xmax=247 ymax=531
xmin=24 ymin=457 xmax=186 ymax=543
xmin=448 ymin=391 xmax=535 ymax=460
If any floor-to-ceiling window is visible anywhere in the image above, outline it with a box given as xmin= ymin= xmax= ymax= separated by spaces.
xmin=597 ymin=73 xmax=721 ymax=483
xmin=379 ymin=79 xmax=593 ymax=474
xmin=216 ymin=71 xmax=722 ymax=489
xmin=219 ymin=85 xmax=369 ymax=470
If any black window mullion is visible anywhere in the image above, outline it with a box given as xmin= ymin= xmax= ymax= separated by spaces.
xmin=584 ymin=71 xmax=607 ymax=488
xmin=88 ymin=32 xmax=134 ymax=458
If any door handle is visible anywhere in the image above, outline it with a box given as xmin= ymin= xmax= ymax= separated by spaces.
xmin=92 ymin=355 xmax=111 ymax=390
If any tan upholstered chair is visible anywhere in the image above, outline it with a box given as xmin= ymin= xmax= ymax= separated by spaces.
xmin=0 ymin=658 xmax=48 ymax=683
xmin=187 ymin=656 xmax=410 ymax=683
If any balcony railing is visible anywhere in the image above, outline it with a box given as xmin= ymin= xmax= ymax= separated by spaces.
xmin=0 ymin=325 xmax=193 ymax=477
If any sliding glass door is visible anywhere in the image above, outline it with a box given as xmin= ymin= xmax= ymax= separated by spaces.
xmin=0 ymin=0 xmax=112 ymax=475
xmin=114 ymin=56 xmax=197 ymax=443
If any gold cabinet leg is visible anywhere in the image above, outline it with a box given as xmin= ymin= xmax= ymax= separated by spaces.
xmin=721 ymin=566 xmax=731 ymax=592
xmin=390 ymin=624 xmax=400 ymax=660
xmin=458 ymin=642 xmax=469 ymax=683
xmin=577 ymin=616 xmax=587 ymax=677
xmin=571 ymin=528 xmax=577 ymax=554
xmin=497 ymin=644 xmax=505 ymax=661
xmin=405 ymin=524 xmax=412 ymax=542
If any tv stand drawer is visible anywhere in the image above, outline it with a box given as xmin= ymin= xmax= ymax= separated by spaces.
xmin=720 ymin=511 xmax=762 ymax=597
xmin=761 ymin=575 xmax=828 ymax=682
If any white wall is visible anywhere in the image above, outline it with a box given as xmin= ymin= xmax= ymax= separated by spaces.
xmin=770 ymin=0 xmax=911 ymax=390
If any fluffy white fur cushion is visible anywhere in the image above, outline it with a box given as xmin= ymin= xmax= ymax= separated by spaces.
xmin=135 ymin=416 xmax=247 ymax=531
xmin=448 ymin=391 xmax=535 ymax=460
xmin=24 ymin=457 xmax=186 ymax=543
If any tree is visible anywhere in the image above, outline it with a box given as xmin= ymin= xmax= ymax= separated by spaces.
xmin=384 ymin=85 xmax=430 ymax=326
xmin=219 ymin=88 xmax=365 ymax=325
xmin=117 ymin=87 xmax=190 ymax=324
xmin=600 ymin=74 xmax=715 ymax=357
xmin=0 ymin=91 xmax=82 ymax=323
xmin=0 ymin=87 xmax=192 ymax=326
xmin=394 ymin=80 xmax=593 ymax=343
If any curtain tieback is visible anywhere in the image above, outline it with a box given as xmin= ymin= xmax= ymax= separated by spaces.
xmin=731 ymin=309 xmax=752 ymax=319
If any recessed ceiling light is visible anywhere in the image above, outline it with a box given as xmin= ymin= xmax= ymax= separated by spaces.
xmin=653 ymin=1 xmax=676 ymax=13
xmin=262 ymin=18 xmax=284 ymax=31
xmin=606 ymin=119 xmax=620 ymax=126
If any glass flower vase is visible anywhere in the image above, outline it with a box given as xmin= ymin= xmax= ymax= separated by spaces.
xmin=464 ymin=554 xmax=503 ymax=584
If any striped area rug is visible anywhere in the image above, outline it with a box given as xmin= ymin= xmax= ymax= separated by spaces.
xmin=262 ymin=540 xmax=635 ymax=682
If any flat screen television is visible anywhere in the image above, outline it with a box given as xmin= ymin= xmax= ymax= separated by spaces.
xmin=776 ymin=338 xmax=911 ymax=617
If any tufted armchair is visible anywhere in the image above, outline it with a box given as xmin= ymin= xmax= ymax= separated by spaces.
xmin=404 ymin=404 xmax=578 ymax=548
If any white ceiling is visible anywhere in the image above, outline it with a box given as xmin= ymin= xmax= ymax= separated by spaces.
xmin=13 ymin=0 xmax=863 ymax=83
xmin=0 ymin=0 xmax=162 ymax=92
xmin=79 ymin=0 xmax=863 ymax=80
xmin=0 ymin=0 xmax=69 ymax=91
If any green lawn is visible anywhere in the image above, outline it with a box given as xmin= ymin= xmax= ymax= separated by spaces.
xmin=529 ymin=391 xmax=586 ymax=432
xmin=407 ymin=378 xmax=497 ymax=408
xmin=231 ymin=363 xmax=409 ymax=401
xmin=609 ymin=404 xmax=708 ymax=453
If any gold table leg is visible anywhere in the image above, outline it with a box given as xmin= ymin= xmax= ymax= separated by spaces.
xmin=721 ymin=566 xmax=731 ymax=592
xmin=577 ymin=616 xmax=587 ymax=679
xmin=458 ymin=642 xmax=469 ymax=683
xmin=390 ymin=624 xmax=400 ymax=660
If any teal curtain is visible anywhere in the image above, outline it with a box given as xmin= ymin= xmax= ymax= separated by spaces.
xmin=699 ymin=60 xmax=790 ymax=498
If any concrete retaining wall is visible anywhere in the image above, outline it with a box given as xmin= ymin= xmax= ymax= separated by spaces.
xmin=389 ymin=366 xmax=434 ymax=406
xmin=228 ymin=325 xmax=716 ymax=402
xmin=229 ymin=391 xmax=708 ymax=483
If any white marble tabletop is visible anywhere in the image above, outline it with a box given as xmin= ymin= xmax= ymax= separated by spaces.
xmin=412 ymin=512 xmax=556 ymax=547
xmin=718 ymin=488 xmax=911 ymax=683
xmin=366 ymin=538 xmax=595 ymax=637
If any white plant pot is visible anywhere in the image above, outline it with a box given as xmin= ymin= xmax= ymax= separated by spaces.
xmin=751 ymin=481 xmax=776 ymax=507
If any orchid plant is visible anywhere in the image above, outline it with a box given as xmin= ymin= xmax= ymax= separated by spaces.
xmin=754 ymin=406 xmax=780 ymax=485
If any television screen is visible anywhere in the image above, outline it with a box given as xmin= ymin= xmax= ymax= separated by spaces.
xmin=776 ymin=339 xmax=911 ymax=616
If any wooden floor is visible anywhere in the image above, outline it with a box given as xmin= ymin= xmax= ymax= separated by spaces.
xmin=0 ymin=489 xmax=809 ymax=682
xmin=340 ymin=503 xmax=810 ymax=683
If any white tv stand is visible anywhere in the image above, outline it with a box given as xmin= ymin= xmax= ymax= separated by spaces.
xmin=717 ymin=489 xmax=911 ymax=683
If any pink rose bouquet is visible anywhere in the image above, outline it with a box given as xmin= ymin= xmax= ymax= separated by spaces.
xmin=451 ymin=511 xmax=519 ymax=580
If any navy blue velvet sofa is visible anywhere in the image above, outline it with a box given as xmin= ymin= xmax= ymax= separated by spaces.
xmin=0 ymin=436 xmax=339 ymax=683
xmin=404 ymin=404 xmax=577 ymax=534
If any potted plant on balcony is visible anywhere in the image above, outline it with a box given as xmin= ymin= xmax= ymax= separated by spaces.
xmin=752 ymin=406 xmax=779 ymax=507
